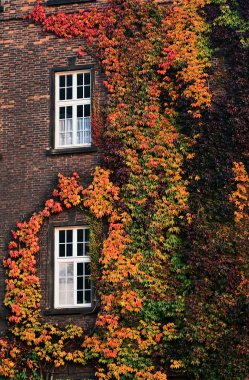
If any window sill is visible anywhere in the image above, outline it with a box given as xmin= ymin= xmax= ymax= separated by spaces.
xmin=46 ymin=146 xmax=97 ymax=155
xmin=47 ymin=0 xmax=96 ymax=5
xmin=43 ymin=306 xmax=97 ymax=315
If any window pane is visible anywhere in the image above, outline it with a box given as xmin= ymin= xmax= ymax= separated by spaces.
xmin=77 ymin=73 xmax=83 ymax=85
xmin=77 ymin=291 xmax=83 ymax=304
xmin=59 ymin=244 xmax=65 ymax=257
xmin=77 ymin=229 xmax=84 ymax=242
xmin=59 ymin=230 xmax=65 ymax=243
xmin=77 ymin=262 xmax=83 ymax=276
xmin=59 ymin=75 xmax=65 ymax=87
xmin=66 ymin=119 xmax=73 ymax=145
xmin=67 ymin=291 xmax=74 ymax=305
xmin=77 ymin=277 xmax=83 ymax=290
xmin=84 ymin=104 xmax=91 ymax=117
xmin=85 ymin=262 xmax=91 ymax=276
xmin=85 ymin=229 xmax=90 ymax=242
xmin=66 ymin=75 xmax=72 ymax=87
xmin=66 ymin=107 xmax=73 ymax=119
xmin=66 ymin=243 xmax=73 ymax=257
xmin=67 ymin=263 xmax=74 ymax=276
xmin=85 ymin=290 xmax=91 ymax=303
xmin=59 ymin=263 xmax=66 ymax=277
xmin=77 ymin=243 xmax=84 ymax=256
xmin=59 ymin=107 xmax=65 ymax=119
xmin=84 ymin=85 xmax=90 ymax=99
xmin=85 ymin=244 xmax=89 ymax=255
xmin=59 ymin=292 xmax=66 ymax=305
xmin=60 ymin=89 xmax=65 ymax=100
xmin=77 ymin=87 xmax=83 ymax=99
xmin=85 ymin=277 xmax=91 ymax=290
xmin=84 ymin=72 xmax=90 ymax=85
xmin=58 ymin=263 xmax=74 ymax=306
xmin=59 ymin=278 xmax=66 ymax=285
xmin=77 ymin=105 xmax=83 ymax=118
xmin=67 ymin=87 xmax=73 ymax=100
xmin=66 ymin=230 xmax=73 ymax=242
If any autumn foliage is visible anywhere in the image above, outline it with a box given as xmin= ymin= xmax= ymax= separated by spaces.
xmin=1 ymin=0 xmax=248 ymax=379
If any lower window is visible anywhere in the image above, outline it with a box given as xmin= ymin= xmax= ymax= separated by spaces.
xmin=54 ymin=226 xmax=91 ymax=308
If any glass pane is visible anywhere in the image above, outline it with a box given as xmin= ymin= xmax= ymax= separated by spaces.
xmin=66 ymin=75 xmax=72 ymax=86
xmin=77 ymin=229 xmax=83 ymax=242
xmin=85 ymin=290 xmax=91 ymax=303
xmin=59 ymin=88 xmax=65 ymax=100
xmin=85 ymin=229 xmax=90 ymax=242
xmin=77 ymin=291 xmax=83 ymax=304
xmin=77 ymin=263 xmax=83 ymax=276
xmin=77 ymin=243 xmax=84 ymax=256
xmin=84 ymin=72 xmax=90 ymax=85
xmin=59 ymin=120 xmax=65 ymax=133
xmin=77 ymin=277 xmax=83 ymax=290
xmin=84 ymin=104 xmax=90 ymax=117
xmin=84 ymin=86 xmax=90 ymax=98
xmin=59 ymin=75 xmax=65 ymax=87
xmin=59 ymin=263 xmax=66 ymax=277
xmin=66 ymin=230 xmax=73 ymax=242
xmin=77 ymin=105 xmax=83 ymax=118
xmin=66 ymin=106 xmax=73 ymax=119
xmin=77 ymin=87 xmax=83 ymax=99
xmin=59 ymin=230 xmax=65 ymax=243
xmin=59 ymin=244 xmax=65 ymax=257
xmin=67 ymin=291 xmax=74 ymax=304
xmin=67 ymin=263 xmax=74 ymax=276
xmin=59 ymin=292 xmax=66 ymax=305
xmin=65 ymin=120 xmax=73 ymax=145
xmin=84 ymin=117 xmax=90 ymax=130
xmin=67 ymin=87 xmax=72 ymax=100
xmin=77 ymin=73 xmax=83 ymax=85
xmin=59 ymin=107 xmax=65 ymax=119
xmin=85 ymin=262 xmax=91 ymax=276
xmin=85 ymin=244 xmax=89 ymax=255
xmin=85 ymin=277 xmax=91 ymax=290
xmin=77 ymin=130 xmax=83 ymax=145
xmin=66 ymin=243 xmax=73 ymax=257
xmin=67 ymin=277 xmax=73 ymax=286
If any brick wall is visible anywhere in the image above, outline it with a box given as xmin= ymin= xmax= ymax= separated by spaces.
xmin=0 ymin=0 xmax=107 ymax=328
xmin=0 ymin=1 xmax=188 ymax=379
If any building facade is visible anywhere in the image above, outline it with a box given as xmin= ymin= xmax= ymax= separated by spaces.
xmin=0 ymin=1 xmax=109 ymax=378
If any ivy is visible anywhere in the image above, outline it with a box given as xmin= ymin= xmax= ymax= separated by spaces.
xmin=1 ymin=0 xmax=248 ymax=379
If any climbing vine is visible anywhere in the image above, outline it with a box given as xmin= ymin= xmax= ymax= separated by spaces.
xmin=1 ymin=0 xmax=248 ymax=379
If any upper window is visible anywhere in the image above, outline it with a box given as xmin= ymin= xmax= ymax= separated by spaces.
xmin=55 ymin=71 xmax=91 ymax=149
xmin=54 ymin=226 xmax=91 ymax=308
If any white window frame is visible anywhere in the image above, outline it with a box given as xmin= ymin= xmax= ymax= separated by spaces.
xmin=54 ymin=226 xmax=91 ymax=309
xmin=55 ymin=70 xmax=91 ymax=149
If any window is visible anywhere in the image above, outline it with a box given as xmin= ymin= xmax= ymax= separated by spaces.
xmin=54 ymin=226 xmax=91 ymax=308
xmin=55 ymin=71 xmax=91 ymax=149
